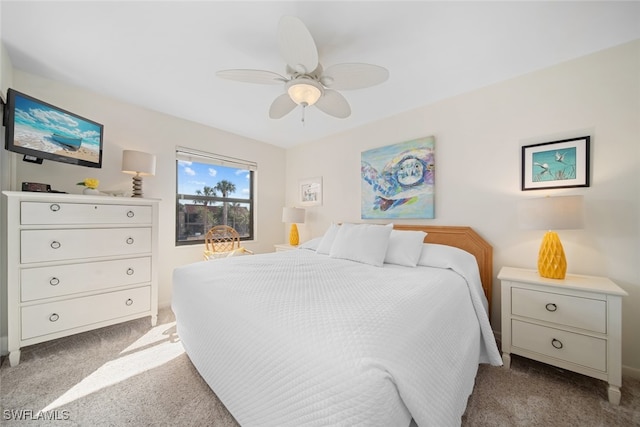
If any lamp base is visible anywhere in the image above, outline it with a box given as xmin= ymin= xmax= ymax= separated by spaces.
xmin=537 ymin=231 xmax=567 ymax=279
xmin=131 ymin=175 xmax=143 ymax=198
xmin=289 ymin=223 xmax=299 ymax=246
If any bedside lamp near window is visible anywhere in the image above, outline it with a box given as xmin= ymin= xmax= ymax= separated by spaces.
xmin=282 ymin=207 xmax=305 ymax=246
xmin=518 ymin=195 xmax=584 ymax=279
xmin=122 ymin=150 xmax=156 ymax=198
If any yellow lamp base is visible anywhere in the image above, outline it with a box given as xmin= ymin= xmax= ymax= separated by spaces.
xmin=289 ymin=223 xmax=299 ymax=246
xmin=537 ymin=231 xmax=567 ymax=279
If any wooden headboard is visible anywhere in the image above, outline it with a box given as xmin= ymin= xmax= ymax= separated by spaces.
xmin=393 ymin=225 xmax=493 ymax=310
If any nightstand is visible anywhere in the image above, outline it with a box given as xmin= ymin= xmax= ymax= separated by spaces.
xmin=498 ymin=266 xmax=628 ymax=405
xmin=274 ymin=243 xmax=298 ymax=252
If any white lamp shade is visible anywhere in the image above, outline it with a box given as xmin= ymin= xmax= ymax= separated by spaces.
xmin=286 ymin=79 xmax=322 ymax=106
xmin=282 ymin=207 xmax=305 ymax=224
xmin=122 ymin=150 xmax=156 ymax=176
xmin=518 ymin=195 xmax=584 ymax=230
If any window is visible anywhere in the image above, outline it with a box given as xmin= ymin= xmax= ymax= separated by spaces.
xmin=176 ymin=148 xmax=256 ymax=245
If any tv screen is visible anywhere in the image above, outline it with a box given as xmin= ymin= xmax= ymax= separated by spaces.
xmin=3 ymin=88 xmax=103 ymax=168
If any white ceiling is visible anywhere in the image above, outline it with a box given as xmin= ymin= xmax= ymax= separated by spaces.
xmin=2 ymin=1 xmax=639 ymax=148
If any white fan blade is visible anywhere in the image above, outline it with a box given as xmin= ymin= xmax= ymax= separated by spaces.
xmin=314 ymin=90 xmax=351 ymax=119
xmin=322 ymin=63 xmax=389 ymax=90
xmin=216 ymin=69 xmax=287 ymax=85
xmin=277 ymin=16 xmax=318 ymax=75
xmin=269 ymin=93 xmax=298 ymax=119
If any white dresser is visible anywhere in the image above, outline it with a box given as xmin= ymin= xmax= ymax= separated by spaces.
xmin=498 ymin=266 xmax=628 ymax=404
xmin=2 ymin=191 xmax=160 ymax=366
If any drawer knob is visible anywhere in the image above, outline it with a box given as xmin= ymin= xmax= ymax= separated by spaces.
xmin=50 ymin=203 xmax=61 ymax=212
xmin=125 ymin=298 xmax=134 ymax=306
xmin=126 ymin=237 xmax=134 ymax=245
xmin=127 ymin=210 xmax=135 ymax=218
xmin=50 ymin=241 xmax=61 ymax=249
xmin=551 ymin=338 xmax=563 ymax=349
xmin=49 ymin=313 xmax=60 ymax=322
xmin=545 ymin=303 xmax=557 ymax=312
xmin=49 ymin=277 xmax=60 ymax=286
xmin=126 ymin=268 xmax=135 ymax=276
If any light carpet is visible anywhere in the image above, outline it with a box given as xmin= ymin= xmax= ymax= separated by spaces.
xmin=1 ymin=308 xmax=638 ymax=426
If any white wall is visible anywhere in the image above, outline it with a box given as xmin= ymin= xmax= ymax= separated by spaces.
xmin=0 ymin=42 xmax=15 ymax=356
xmin=7 ymin=71 xmax=287 ymax=309
xmin=285 ymin=40 xmax=640 ymax=376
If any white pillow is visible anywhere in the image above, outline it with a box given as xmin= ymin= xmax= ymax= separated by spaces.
xmin=329 ymin=223 xmax=393 ymax=267
xmin=418 ymin=243 xmax=474 ymax=269
xmin=384 ymin=230 xmax=427 ymax=267
xmin=316 ymin=223 xmax=340 ymax=255
xmin=299 ymin=237 xmax=322 ymax=251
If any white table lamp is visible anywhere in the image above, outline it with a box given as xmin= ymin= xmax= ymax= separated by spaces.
xmin=122 ymin=150 xmax=156 ymax=198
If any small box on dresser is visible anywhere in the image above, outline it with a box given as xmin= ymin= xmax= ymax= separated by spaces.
xmin=498 ymin=266 xmax=628 ymax=405
xmin=2 ymin=191 xmax=160 ymax=366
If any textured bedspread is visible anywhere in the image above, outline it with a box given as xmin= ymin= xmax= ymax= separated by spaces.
xmin=172 ymin=250 xmax=501 ymax=426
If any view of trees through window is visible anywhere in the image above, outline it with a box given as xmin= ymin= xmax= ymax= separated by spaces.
xmin=176 ymin=156 xmax=254 ymax=245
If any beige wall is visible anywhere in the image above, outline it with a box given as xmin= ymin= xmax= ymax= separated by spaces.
xmin=7 ymin=71 xmax=287 ymax=309
xmin=2 ymin=39 xmax=639 ymax=376
xmin=285 ymin=40 xmax=640 ymax=376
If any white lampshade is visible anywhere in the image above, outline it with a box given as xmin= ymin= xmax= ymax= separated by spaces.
xmin=286 ymin=79 xmax=322 ymax=106
xmin=122 ymin=150 xmax=156 ymax=198
xmin=518 ymin=195 xmax=584 ymax=230
xmin=122 ymin=150 xmax=156 ymax=176
xmin=282 ymin=207 xmax=305 ymax=224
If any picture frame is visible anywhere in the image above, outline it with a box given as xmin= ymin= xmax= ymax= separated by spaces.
xmin=299 ymin=176 xmax=322 ymax=206
xmin=521 ymin=136 xmax=590 ymax=191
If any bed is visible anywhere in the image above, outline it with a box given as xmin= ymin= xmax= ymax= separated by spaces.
xmin=172 ymin=224 xmax=502 ymax=426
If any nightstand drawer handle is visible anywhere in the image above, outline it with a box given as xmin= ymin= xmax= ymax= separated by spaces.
xmin=126 ymin=268 xmax=134 ymax=276
xmin=50 ymin=241 xmax=61 ymax=249
xmin=126 ymin=298 xmax=134 ymax=306
xmin=49 ymin=277 xmax=60 ymax=286
xmin=127 ymin=210 xmax=135 ymax=218
xmin=126 ymin=237 xmax=134 ymax=245
xmin=551 ymin=338 xmax=563 ymax=349
xmin=50 ymin=203 xmax=61 ymax=212
xmin=49 ymin=313 xmax=60 ymax=322
xmin=545 ymin=303 xmax=557 ymax=312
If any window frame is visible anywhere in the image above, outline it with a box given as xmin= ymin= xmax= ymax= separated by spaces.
xmin=175 ymin=147 xmax=256 ymax=247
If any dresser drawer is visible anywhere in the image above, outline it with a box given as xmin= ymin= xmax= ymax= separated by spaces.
xmin=21 ymin=257 xmax=152 ymax=302
xmin=21 ymin=286 xmax=151 ymax=340
xmin=512 ymin=287 xmax=606 ymax=333
xmin=21 ymin=202 xmax=152 ymax=225
xmin=512 ymin=320 xmax=606 ymax=371
xmin=21 ymin=228 xmax=152 ymax=264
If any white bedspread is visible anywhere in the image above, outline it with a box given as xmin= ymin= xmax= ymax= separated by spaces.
xmin=172 ymin=249 xmax=501 ymax=427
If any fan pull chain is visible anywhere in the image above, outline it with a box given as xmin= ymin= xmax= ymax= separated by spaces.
xmin=301 ymin=104 xmax=306 ymax=126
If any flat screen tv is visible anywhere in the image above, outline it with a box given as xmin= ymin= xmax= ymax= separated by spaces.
xmin=3 ymin=88 xmax=103 ymax=168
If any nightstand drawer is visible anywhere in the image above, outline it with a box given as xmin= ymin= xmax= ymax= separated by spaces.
xmin=512 ymin=320 xmax=606 ymax=371
xmin=512 ymin=287 xmax=606 ymax=333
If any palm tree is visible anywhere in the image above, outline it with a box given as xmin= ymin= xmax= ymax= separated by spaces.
xmin=195 ymin=186 xmax=217 ymax=234
xmin=214 ymin=180 xmax=236 ymax=226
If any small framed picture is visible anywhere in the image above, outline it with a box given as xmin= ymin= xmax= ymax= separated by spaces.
xmin=521 ymin=136 xmax=590 ymax=191
xmin=299 ymin=176 xmax=322 ymax=206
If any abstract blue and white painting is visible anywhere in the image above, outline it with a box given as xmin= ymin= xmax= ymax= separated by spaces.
xmin=361 ymin=136 xmax=435 ymax=219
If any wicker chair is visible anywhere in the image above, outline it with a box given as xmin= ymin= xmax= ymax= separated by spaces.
xmin=203 ymin=225 xmax=253 ymax=260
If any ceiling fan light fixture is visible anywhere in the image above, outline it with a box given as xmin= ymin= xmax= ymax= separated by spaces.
xmin=287 ymin=79 xmax=323 ymax=106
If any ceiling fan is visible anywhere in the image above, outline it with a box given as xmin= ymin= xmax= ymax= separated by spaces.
xmin=216 ymin=16 xmax=389 ymax=121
